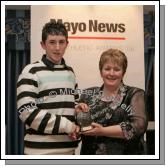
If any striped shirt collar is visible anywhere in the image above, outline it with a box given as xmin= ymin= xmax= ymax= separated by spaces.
xmin=42 ymin=54 xmax=66 ymax=68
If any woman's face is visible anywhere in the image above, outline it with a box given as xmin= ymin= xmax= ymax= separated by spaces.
xmin=100 ymin=61 xmax=124 ymax=89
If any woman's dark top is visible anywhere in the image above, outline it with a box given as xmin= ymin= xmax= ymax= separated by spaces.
xmin=79 ymin=84 xmax=148 ymax=155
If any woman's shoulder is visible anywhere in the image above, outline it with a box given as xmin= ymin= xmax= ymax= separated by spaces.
xmin=123 ymin=85 xmax=145 ymax=103
xmin=122 ymin=85 xmax=145 ymax=104
xmin=125 ymin=85 xmax=144 ymax=93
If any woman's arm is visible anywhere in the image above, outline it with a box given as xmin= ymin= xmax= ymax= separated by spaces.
xmin=83 ymin=90 xmax=148 ymax=140
xmin=82 ymin=123 xmax=125 ymax=138
xmin=119 ymin=90 xmax=148 ymax=140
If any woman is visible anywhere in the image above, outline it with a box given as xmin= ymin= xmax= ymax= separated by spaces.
xmin=75 ymin=48 xmax=148 ymax=155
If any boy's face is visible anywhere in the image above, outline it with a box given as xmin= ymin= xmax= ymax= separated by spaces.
xmin=41 ymin=35 xmax=68 ymax=64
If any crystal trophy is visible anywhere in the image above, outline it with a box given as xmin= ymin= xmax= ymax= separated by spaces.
xmin=76 ymin=111 xmax=93 ymax=132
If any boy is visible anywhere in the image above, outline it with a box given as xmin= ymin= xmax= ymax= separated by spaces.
xmin=17 ymin=20 xmax=79 ymax=155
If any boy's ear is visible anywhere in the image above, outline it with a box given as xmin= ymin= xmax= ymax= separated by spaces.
xmin=40 ymin=41 xmax=46 ymax=50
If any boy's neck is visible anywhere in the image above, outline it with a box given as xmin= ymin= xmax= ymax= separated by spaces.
xmin=46 ymin=55 xmax=62 ymax=65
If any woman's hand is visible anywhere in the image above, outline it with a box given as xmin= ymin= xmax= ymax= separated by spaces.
xmin=75 ymin=103 xmax=89 ymax=113
xmin=82 ymin=122 xmax=104 ymax=136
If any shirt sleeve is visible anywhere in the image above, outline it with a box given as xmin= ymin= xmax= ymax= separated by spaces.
xmin=17 ymin=67 xmax=74 ymax=135
xmin=120 ymin=90 xmax=148 ymax=140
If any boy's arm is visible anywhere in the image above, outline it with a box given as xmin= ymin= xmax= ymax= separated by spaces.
xmin=17 ymin=69 xmax=76 ymax=135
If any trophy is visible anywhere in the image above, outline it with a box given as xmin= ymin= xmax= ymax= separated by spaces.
xmin=76 ymin=111 xmax=93 ymax=132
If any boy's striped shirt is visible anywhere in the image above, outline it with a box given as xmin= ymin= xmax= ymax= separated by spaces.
xmin=17 ymin=55 xmax=79 ymax=155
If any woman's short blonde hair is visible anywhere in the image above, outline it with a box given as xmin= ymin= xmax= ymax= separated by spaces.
xmin=99 ymin=48 xmax=128 ymax=74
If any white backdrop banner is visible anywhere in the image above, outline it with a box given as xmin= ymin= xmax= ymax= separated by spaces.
xmin=31 ymin=5 xmax=145 ymax=89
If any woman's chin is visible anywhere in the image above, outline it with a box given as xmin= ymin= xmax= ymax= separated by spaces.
xmin=105 ymin=82 xmax=119 ymax=88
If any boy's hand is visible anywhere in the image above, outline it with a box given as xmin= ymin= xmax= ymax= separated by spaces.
xmin=69 ymin=124 xmax=80 ymax=140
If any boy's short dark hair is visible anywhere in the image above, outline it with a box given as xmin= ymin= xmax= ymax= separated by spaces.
xmin=42 ymin=19 xmax=68 ymax=43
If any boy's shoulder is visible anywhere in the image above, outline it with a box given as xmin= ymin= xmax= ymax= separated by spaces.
xmin=65 ymin=65 xmax=73 ymax=71
xmin=62 ymin=58 xmax=74 ymax=73
xmin=21 ymin=60 xmax=42 ymax=74
xmin=64 ymin=65 xmax=75 ymax=74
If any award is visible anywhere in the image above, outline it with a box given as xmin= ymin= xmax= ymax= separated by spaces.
xmin=76 ymin=111 xmax=93 ymax=132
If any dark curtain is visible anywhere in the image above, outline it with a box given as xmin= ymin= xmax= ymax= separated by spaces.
xmin=144 ymin=12 xmax=155 ymax=121
xmin=144 ymin=12 xmax=155 ymax=154
xmin=5 ymin=9 xmax=30 ymax=155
